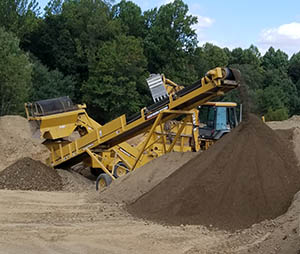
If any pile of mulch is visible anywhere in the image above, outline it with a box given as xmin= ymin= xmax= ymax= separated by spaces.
xmin=0 ymin=157 xmax=62 ymax=191
xmin=127 ymin=114 xmax=300 ymax=231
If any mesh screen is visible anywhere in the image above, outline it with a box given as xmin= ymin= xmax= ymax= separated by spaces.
xmin=33 ymin=97 xmax=78 ymax=116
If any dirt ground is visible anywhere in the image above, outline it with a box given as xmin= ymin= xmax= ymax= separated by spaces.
xmin=0 ymin=116 xmax=300 ymax=253
xmin=0 ymin=187 xmax=299 ymax=254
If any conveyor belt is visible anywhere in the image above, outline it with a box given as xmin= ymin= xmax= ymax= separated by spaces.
xmin=44 ymin=67 xmax=241 ymax=167
xmin=126 ymin=79 xmax=203 ymax=124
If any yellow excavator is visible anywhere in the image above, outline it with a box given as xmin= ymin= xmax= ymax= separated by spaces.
xmin=25 ymin=67 xmax=241 ymax=190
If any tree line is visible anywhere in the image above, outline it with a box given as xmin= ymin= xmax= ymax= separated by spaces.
xmin=1 ymin=0 xmax=300 ymax=122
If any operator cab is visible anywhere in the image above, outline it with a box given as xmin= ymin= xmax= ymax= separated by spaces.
xmin=198 ymin=102 xmax=239 ymax=140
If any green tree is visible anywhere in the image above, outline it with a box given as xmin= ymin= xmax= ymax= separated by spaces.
xmin=0 ymin=27 xmax=32 ymax=115
xmin=111 ymin=0 xmax=145 ymax=38
xmin=194 ymin=43 xmax=229 ymax=77
xmin=23 ymin=0 xmax=120 ymax=101
xmin=0 ymin=0 xmax=40 ymax=39
xmin=265 ymin=108 xmax=289 ymax=121
xmin=261 ymin=47 xmax=289 ymax=72
xmin=288 ymin=52 xmax=300 ymax=84
xmin=231 ymin=64 xmax=264 ymax=90
xmin=143 ymin=0 xmax=198 ymax=81
xmin=30 ymin=58 xmax=76 ymax=101
xmin=262 ymin=69 xmax=299 ymax=115
xmin=81 ymin=35 xmax=149 ymax=123
xmin=44 ymin=0 xmax=63 ymax=15
xmin=228 ymin=45 xmax=261 ymax=67
xmin=255 ymin=86 xmax=288 ymax=115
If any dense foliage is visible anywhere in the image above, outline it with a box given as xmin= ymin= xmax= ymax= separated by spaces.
xmin=0 ymin=0 xmax=299 ymax=122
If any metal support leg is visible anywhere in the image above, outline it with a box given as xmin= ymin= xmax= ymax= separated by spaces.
xmin=167 ymin=116 xmax=190 ymax=153
xmin=86 ymin=149 xmax=116 ymax=180
xmin=131 ymin=113 xmax=163 ymax=170
xmin=159 ymin=123 xmax=167 ymax=153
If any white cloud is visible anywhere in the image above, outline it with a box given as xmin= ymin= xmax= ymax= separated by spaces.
xmin=163 ymin=0 xmax=174 ymax=4
xmin=278 ymin=23 xmax=300 ymax=39
xmin=259 ymin=22 xmax=300 ymax=55
xmin=192 ymin=15 xmax=214 ymax=40
xmin=196 ymin=15 xmax=214 ymax=28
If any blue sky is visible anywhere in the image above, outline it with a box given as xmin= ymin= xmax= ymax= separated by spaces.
xmin=37 ymin=0 xmax=300 ymax=56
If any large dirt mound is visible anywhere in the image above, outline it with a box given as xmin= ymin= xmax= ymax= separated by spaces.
xmin=0 ymin=157 xmax=62 ymax=191
xmin=0 ymin=115 xmax=48 ymax=171
xmin=127 ymin=114 xmax=300 ymax=231
xmin=100 ymin=151 xmax=198 ymax=204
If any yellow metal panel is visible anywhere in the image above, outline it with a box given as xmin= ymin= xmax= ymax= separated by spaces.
xmin=27 ymin=67 xmax=240 ymax=173
xmin=100 ymin=115 xmax=125 ymax=138
xmin=203 ymin=102 xmax=237 ymax=107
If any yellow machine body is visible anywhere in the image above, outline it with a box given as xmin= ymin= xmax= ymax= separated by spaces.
xmin=25 ymin=67 xmax=241 ymax=189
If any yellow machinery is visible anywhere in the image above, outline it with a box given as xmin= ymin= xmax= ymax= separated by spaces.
xmin=198 ymin=102 xmax=240 ymax=150
xmin=25 ymin=67 xmax=241 ymax=189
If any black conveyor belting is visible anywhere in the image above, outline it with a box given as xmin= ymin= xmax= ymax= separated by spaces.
xmin=125 ymin=79 xmax=202 ymax=124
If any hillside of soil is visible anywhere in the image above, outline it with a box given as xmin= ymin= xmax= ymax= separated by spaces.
xmin=0 ymin=157 xmax=62 ymax=191
xmin=127 ymin=114 xmax=300 ymax=231
xmin=0 ymin=114 xmax=300 ymax=253
xmin=100 ymin=151 xmax=198 ymax=204
xmin=0 ymin=115 xmax=48 ymax=171
xmin=267 ymin=116 xmax=300 ymax=166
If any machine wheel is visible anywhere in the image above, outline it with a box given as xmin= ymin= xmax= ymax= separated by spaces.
xmin=96 ymin=173 xmax=112 ymax=191
xmin=113 ymin=162 xmax=129 ymax=178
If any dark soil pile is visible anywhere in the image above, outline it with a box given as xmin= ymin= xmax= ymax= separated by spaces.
xmin=127 ymin=114 xmax=300 ymax=231
xmin=0 ymin=157 xmax=62 ymax=191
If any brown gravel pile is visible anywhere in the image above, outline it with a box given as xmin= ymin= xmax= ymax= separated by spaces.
xmin=127 ymin=114 xmax=300 ymax=231
xmin=58 ymin=169 xmax=94 ymax=192
xmin=0 ymin=157 xmax=62 ymax=191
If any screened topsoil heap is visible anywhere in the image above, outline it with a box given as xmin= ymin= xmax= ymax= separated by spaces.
xmin=0 ymin=115 xmax=48 ymax=171
xmin=127 ymin=114 xmax=300 ymax=231
xmin=0 ymin=157 xmax=62 ymax=191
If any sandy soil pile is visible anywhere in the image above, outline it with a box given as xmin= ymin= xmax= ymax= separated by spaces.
xmin=58 ymin=169 xmax=94 ymax=192
xmin=0 ymin=157 xmax=62 ymax=191
xmin=267 ymin=116 xmax=300 ymax=166
xmin=100 ymin=151 xmax=198 ymax=204
xmin=267 ymin=115 xmax=300 ymax=129
xmin=0 ymin=115 xmax=48 ymax=171
xmin=127 ymin=114 xmax=300 ymax=231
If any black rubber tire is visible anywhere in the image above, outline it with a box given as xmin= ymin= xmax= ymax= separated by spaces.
xmin=96 ymin=173 xmax=112 ymax=191
xmin=113 ymin=162 xmax=129 ymax=178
